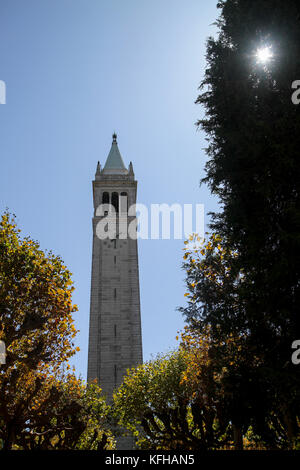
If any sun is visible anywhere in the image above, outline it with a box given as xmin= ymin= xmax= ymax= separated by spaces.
xmin=256 ymin=46 xmax=273 ymax=64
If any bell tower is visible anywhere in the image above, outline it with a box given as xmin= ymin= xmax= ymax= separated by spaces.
xmin=87 ymin=134 xmax=143 ymax=409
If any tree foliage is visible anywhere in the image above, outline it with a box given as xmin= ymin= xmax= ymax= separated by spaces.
xmin=0 ymin=212 xmax=114 ymax=449
xmin=113 ymin=321 xmax=278 ymax=450
xmin=113 ymin=349 xmax=228 ymax=450
xmin=182 ymin=0 xmax=300 ymax=449
xmin=0 ymin=372 xmax=114 ymax=450
xmin=196 ymin=0 xmax=300 ymax=355
xmin=180 ymin=234 xmax=300 ymax=448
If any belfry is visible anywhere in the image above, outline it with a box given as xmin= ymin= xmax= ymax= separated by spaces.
xmin=87 ymin=134 xmax=143 ymax=412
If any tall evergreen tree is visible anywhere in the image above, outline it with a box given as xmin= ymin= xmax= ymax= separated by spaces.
xmin=185 ymin=0 xmax=300 ymax=446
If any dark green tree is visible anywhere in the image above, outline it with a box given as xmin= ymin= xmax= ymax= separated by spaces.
xmin=197 ymin=0 xmax=300 ymax=345
xmin=182 ymin=0 xmax=300 ymax=448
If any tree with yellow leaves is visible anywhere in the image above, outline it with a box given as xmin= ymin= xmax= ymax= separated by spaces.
xmin=179 ymin=234 xmax=300 ymax=449
xmin=0 ymin=212 xmax=114 ymax=450
xmin=113 ymin=347 xmax=233 ymax=450
xmin=4 ymin=371 xmax=115 ymax=450
xmin=180 ymin=233 xmax=245 ymax=340
xmin=180 ymin=325 xmax=259 ymax=450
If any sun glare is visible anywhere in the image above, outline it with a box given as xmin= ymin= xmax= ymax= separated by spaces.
xmin=256 ymin=46 xmax=273 ymax=64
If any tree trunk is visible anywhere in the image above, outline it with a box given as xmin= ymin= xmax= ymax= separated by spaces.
xmin=233 ymin=425 xmax=243 ymax=450
xmin=3 ymin=422 xmax=17 ymax=450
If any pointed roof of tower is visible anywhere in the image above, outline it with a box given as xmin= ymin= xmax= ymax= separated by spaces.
xmin=103 ymin=133 xmax=126 ymax=171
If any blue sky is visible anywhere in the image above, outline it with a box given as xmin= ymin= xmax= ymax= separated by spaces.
xmin=0 ymin=0 xmax=219 ymax=378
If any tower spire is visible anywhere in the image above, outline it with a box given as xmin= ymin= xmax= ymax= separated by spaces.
xmin=102 ymin=132 xmax=127 ymax=174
